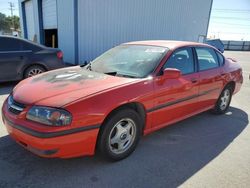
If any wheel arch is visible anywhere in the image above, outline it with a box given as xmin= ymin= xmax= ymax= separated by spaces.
xmin=101 ymin=102 xmax=147 ymax=131
xmin=22 ymin=63 xmax=48 ymax=78
xmin=213 ymin=80 xmax=235 ymax=114
xmin=95 ymin=102 xmax=147 ymax=154
xmin=224 ymin=81 xmax=236 ymax=93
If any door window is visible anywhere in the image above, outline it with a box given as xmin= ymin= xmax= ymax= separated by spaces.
xmin=163 ymin=48 xmax=194 ymax=75
xmin=21 ymin=40 xmax=41 ymax=52
xmin=195 ymin=47 xmax=219 ymax=71
xmin=215 ymin=51 xmax=224 ymax=66
xmin=0 ymin=37 xmax=21 ymax=51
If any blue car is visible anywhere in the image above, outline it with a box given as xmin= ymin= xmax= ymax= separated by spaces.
xmin=0 ymin=36 xmax=65 ymax=82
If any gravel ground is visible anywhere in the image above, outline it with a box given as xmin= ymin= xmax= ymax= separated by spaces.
xmin=0 ymin=51 xmax=249 ymax=188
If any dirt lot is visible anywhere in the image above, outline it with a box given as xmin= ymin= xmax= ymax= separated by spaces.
xmin=0 ymin=51 xmax=249 ymax=188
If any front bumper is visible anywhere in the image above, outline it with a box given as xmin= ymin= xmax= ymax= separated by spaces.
xmin=2 ymin=101 xmax=100 ymax=158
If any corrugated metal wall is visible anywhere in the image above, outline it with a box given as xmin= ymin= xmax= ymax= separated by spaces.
xmin=42 ymin=0 xmax=58 ymax=29
xmin=78 ymin=0 xmax=212 ymax=63
xmin=20 ymin=0 xmax=76 ymax=64
xmin=57 ymin=0 xmax=76 ymax=64
xmin=19 ymin=0 xmax=41 ymax=42
xmin=24 ymin=0 xmax=35 ymax=40
xmin=19 ymin=0 xmax=212 ymax=64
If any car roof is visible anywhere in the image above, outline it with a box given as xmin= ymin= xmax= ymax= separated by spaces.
xmin=124 ymin=40 xmax=213 ymax=50
xmin=0 ymin=35 xmax=29 ymax=41
xmin=0 ymin=35 xmax=47 ymax=49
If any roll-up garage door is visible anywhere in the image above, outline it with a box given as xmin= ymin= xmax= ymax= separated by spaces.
xmin=42 ymin=0 xmax=57 ymax=29
xmin=24 ymin=0 xmax=35 ymax=40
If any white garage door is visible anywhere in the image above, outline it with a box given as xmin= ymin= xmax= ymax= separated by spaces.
xmin=42 ymin=0 xmax=57 ymax=29
xmin=25 ymin=0 xmax=35 ymax=40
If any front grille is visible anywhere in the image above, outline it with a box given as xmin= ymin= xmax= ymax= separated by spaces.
xmin=7 ymin=95 xmax=26 ymax=115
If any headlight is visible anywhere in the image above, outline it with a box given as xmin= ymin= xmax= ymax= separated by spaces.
xmin=26 ymin=106 xmax=72 ymax=126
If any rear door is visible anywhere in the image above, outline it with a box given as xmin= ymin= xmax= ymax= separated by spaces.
xmin=194 ymin=47 xmax=224 ymax=109
xmin=151 ymin=47 xmax=200 ymax=129
xmin=0 ymin=37 xmax=31 ymax=81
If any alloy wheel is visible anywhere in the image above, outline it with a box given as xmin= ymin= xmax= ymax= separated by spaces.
xmin=108 ymin=118 xmax=136 ymax=154
xmin=28 ymin=68 xmax=43 ymax=77
xmin=220 ymin=88 xmax=231 ymax=111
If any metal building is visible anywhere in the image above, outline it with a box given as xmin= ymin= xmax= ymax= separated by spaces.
xmin=18 ymin=0 xmax=213 ymax=64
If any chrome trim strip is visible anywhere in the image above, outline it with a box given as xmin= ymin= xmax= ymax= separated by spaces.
xmin=7 ymin=96 xmax=25 ymax=113
xmin=0 ymin=50 xmax=32 ymax=53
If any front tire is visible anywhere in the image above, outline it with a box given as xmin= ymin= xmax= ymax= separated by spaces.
xmin=212 ymin=86 xmax=232 ymax=114
xmin=98 ymin=108 xmax=142 ymax=161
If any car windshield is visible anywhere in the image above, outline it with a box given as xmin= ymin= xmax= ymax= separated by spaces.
xmin=87 ymin=45 xmax=168 ymax=78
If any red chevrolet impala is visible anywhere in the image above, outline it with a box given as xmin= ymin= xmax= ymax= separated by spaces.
xmin=2 ymin=41 xmax=243 ymax=161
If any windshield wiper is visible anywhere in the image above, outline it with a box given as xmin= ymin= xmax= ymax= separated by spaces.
xmin=86 ymin=62 xmax=92 ymax=70
xmin=118 ymin=74 xmax=137 ymax=78
xmin=104 ymin=71 xmax=117 ymax=76
xmin=80 ymin=61 xmax=92 ymax=70
xmin=104 ymin=71 xmax=138 ymax=78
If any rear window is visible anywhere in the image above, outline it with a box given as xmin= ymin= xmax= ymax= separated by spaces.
xmin=21 ymin=40 xmax=41 ymax=52
xmin=195 ymin=47 xmax=219 ymax=71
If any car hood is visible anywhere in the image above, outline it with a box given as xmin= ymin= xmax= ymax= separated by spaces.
xmin=13 ymin=67 xmax=138 ymax=107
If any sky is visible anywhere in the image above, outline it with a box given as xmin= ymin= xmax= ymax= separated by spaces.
xmin=208 ymin=0 xmax=250 ymax=41
xmin=0 ymin=0 xmax=19 ymax=16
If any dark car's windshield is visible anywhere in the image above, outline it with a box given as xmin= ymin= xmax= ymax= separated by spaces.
xmin=87 ymin=45 xmax=168 ymax=78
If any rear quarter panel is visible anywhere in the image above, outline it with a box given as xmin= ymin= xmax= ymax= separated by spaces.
xmin=32 ymin=51 xmax=64 ymax=70
xmin=222 ymin=58 xmax=243 ymax=94
xmin=19 ymin=51 xmax=64 ymax=75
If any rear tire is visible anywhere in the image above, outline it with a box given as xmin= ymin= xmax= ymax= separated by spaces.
xmin=98 ymin=108 xmax=142 ymax=161
xmin=212 ymin=86 xmax=232 ymax=114
xmin=24 ymin=65 xmax=46 ymax=78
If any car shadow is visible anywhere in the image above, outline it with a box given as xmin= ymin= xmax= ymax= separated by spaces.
xmin=0 ymin=106 xmax=248 ymax=188
xmin=0 ymin=82 xmax=17 ymax=96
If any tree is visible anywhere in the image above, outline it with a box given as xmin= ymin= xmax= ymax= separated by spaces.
xmin=6 ymin=15 xmax=20 ymax=31
xmin=0 ymin=12 xmax=10 ymax=32
xmin=0 ymin=12 xmax=20 ymax=33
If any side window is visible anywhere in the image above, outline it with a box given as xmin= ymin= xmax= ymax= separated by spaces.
xmin=163 ymin=48 xmax=194 ymax=75
xmin=0 ymin=38 xmax=4 ymax=50
xmin=20 ymin=41 xmax=31 ymax=51
xmin=0 ymin=38 xmax=21 ymax=51
xmin=216 ymin=51 xmax=224 ymax=66
xmin=195 ymin=47 xmax=219 ymax=71
xmin=21 ymin=41 xmax=37 ymax=51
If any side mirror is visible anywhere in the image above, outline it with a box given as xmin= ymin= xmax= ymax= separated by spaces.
xmin=163 ymin=68 xmax=181 ymax=79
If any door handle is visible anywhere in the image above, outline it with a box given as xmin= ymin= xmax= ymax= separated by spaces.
xmin=191 ymin=78 xmax=198 ymax=83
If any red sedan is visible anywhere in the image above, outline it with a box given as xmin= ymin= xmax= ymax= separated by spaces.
xmin=2 ymin=41 xmax=243 ymax=161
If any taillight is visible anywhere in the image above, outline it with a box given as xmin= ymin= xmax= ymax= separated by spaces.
xmin=57 ymin=51 xmax=63 ymax=59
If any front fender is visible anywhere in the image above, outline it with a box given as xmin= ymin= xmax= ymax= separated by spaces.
xmin=64 ymin=79 xmax=154 ymax=129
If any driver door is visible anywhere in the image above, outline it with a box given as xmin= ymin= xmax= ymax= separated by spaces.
xmin=151 ymin=47 xmax=200 ymax=129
